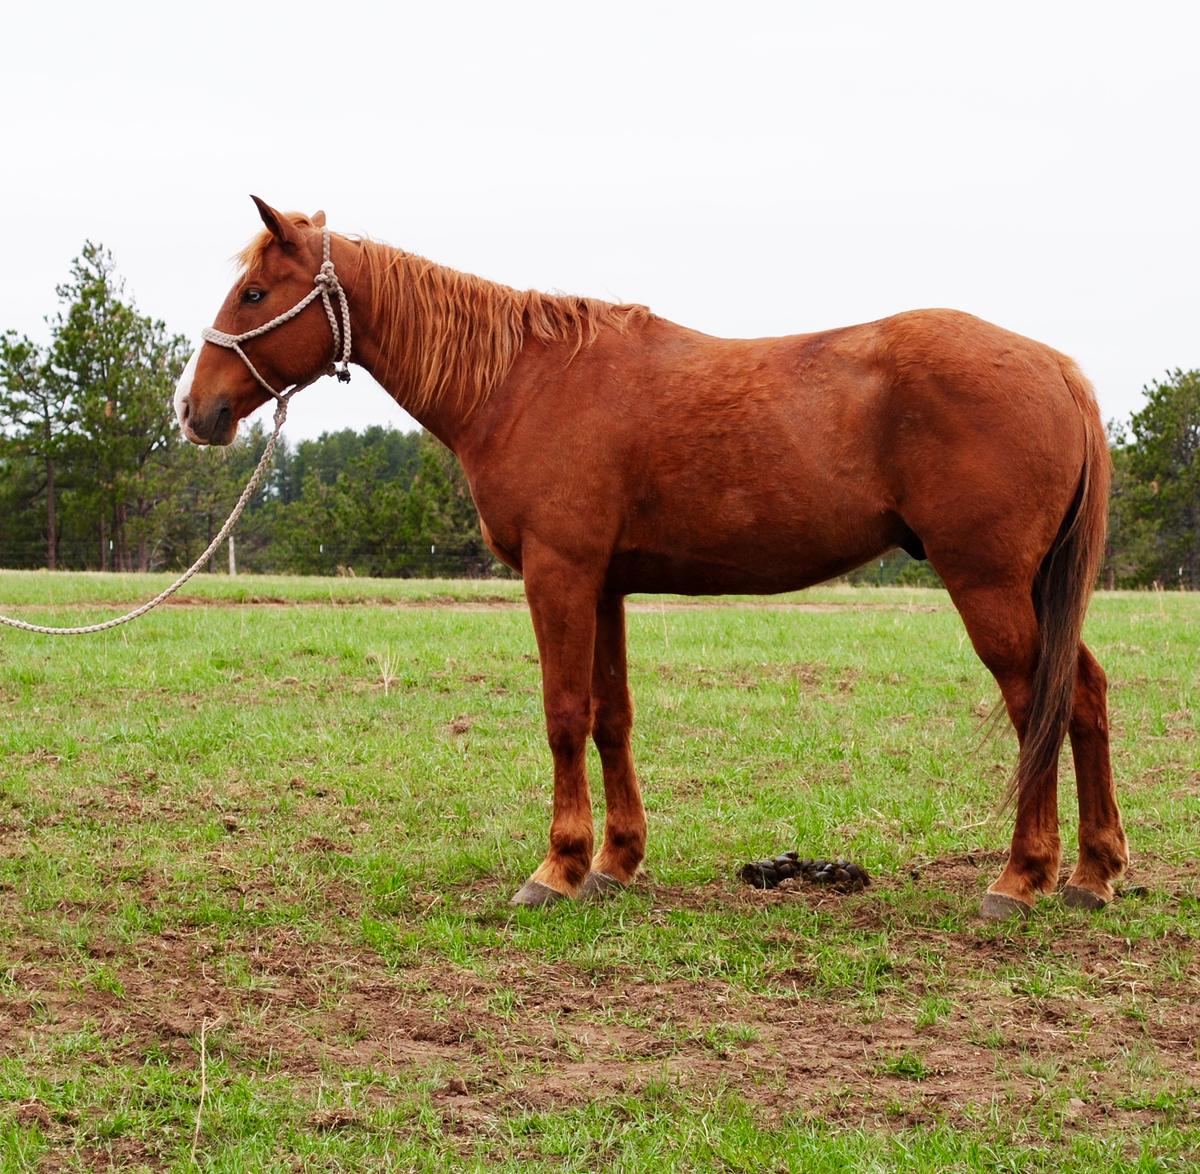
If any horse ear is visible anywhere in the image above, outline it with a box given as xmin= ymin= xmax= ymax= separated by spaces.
xmin=311 ymin=210 xmax=327 ymax=228
xmin=250 ymin=195 xmax=302 ymax=251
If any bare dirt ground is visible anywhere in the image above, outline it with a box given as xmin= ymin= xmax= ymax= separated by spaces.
xmin=4 ymin=852 xmax=1196 ymax=1162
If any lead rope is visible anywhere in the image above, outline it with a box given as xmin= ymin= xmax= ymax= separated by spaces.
xmin=0 ymin=400 xmax=286 ymax=636
xmin=0 ymin=229 xmax=351 ymax=637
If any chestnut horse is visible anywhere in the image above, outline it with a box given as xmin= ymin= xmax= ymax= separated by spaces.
xmin=176 ymin=197 xmax=1127 ymax=919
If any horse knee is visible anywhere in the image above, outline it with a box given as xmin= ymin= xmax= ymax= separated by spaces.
xmin=545 ymin=700 xmax=591 ymax=758
xmin=591 ymin=700 xmax=632 ymax=754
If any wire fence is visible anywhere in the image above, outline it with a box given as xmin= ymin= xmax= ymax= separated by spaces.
xmin=0 ymin=538 xmax=513 ymax=579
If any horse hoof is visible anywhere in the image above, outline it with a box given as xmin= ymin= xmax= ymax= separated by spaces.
xmin=509 ymin=880 xmax=566 ymax=908
xmin=979 ymin=892 xmax=1033 ymax=921
xmin=581 ymin=870 xmax=625 ymax=900
xmin=1061 ymin=884 xmax=1108 ymax=911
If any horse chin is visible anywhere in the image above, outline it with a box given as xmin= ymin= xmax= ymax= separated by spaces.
xmin=209 ymin=412 xmax=239 ymax=447
xmin=180 ymin=421 xmax=210 ymax=446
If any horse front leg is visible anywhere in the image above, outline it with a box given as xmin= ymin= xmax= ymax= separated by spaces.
xmin=582 ymin=592 xmax=646 ymax=896
xmin=510 ymin=549 xmax=600 ymax=907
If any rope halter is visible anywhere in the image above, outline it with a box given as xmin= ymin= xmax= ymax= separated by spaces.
xmin=200 ymin=226 xmax=352 ymax=422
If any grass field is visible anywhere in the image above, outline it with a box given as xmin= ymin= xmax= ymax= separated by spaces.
xmin=0 ymin=573 xmax=1196 ymax=1171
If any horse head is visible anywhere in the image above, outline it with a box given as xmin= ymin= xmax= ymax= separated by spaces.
xmin=175 ymin=197 xmax=339 ymax=445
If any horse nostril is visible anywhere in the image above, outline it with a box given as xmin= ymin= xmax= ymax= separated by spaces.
xmin=181 ymin=397 xmax=191 ymax=423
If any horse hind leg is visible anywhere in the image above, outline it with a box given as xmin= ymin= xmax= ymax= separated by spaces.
xmin=943 ymin=582 xmax=1062 ymax=918
xmin=1062 ymin=643 xmax=1128 ymax=908
xmin=582 ymin=593 xmax=646 ymax=897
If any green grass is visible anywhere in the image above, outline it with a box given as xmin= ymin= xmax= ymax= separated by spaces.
xmin=0 ymin=569 xmax=528 ymax=607
xmin=0 ymin=576 xmax=1196 ymax=1170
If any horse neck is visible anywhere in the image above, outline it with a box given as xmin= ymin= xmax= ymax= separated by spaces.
xmin=333 ymin=236 xmax=551 ymax=452
xmin=332 ymin=234 xmax=649 ymax=454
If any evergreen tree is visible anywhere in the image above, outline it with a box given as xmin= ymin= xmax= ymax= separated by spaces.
xmin=43 ymin=244 xmax=192 ymax=569
xmin=0 ymin=332 xmax=71 ymax=568
xmin=1102 ymin=428 xmax=1158 ymax=588
xmin=401 ymin=432 xmax=496 ymax=576
xmin=1123 ymin=370 xmax=1200 ymax=588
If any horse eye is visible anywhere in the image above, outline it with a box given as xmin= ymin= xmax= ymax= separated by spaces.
xmin=242 ymin=288 xmax=265 ymax=304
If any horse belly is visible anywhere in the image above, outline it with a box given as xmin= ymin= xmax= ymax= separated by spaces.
xmin=605 ymin=489 xmax=897 ymax=596
xmin=605 ymin=548 xmax=882 ymax=595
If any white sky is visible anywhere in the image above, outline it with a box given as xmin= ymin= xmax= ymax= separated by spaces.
xmin=2 ymin=1 xmax=1196 ymax=442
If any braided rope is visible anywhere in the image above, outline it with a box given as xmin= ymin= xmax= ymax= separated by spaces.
xmin=0 ymin=228 xmax=352 ymax=638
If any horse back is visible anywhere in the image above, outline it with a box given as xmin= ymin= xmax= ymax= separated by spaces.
xmin=463 ymin=308 xmax=1093 ymax=593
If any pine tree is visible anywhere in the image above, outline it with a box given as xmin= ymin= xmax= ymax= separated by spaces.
xmin=46 ymin=243 xmax=190 ymax=570
xmin=0 ymin=332 xmax=71 ymax=568
xmin=1124 ymin=370 xmax=1200 ymax=588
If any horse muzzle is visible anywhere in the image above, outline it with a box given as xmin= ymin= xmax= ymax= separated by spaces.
xmin=174 ymin=348 xmax=236 ymax=446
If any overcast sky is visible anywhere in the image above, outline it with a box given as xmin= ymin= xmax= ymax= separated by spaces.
xmin=3 ymin=1 xmax=1196 ymax=442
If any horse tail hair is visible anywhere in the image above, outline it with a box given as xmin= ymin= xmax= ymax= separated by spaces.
xmin=1010 ymin=357 xmax=1110 ymax=804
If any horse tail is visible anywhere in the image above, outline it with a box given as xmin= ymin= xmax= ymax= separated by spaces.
xmin=1012 ymin=358 xmax=1110 ymax=802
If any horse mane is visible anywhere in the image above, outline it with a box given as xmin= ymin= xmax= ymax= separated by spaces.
xmin=351 ymin=237 xmax=651 ymax=416
xmin=237 ymin=216 xmax=652 ymax=416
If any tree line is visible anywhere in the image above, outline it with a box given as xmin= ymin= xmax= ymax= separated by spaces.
xmin=2 ymin=245 xmax=1197 ymax=586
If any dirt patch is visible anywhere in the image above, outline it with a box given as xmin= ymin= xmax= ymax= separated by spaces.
xmin=2 ymin=852 xmax=1196 ymax=1154
xmin=654 ymin=661 xmax=860 ymax=695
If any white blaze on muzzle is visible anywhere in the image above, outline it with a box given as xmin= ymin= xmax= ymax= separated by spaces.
xmin=174 ymin=347 xmax=200 ymax=432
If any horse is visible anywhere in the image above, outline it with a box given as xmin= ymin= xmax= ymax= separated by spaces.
xmin=175 ymin=196 xmax=1127 ymax=920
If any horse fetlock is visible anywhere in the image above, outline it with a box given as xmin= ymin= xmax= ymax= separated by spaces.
xmin=1065 ymin=842 xmax=1126 ymax=906
xmin=548 ymin=825 xmax=594 ymax=862
xmin=591 ymin=847 xmax=642 ymax=886
xmin=986 ymin=851 xmax=1058 ymax=911
xmin=592 ymin=825 xmax=645 ymax=879
xmin=531 ymin=844 xmax=592 ymax=895
xmin=1080 ymin=828 xmax=1129 ymax=877
xmin=1009 ymin=838 xmax=1062 ymax=896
